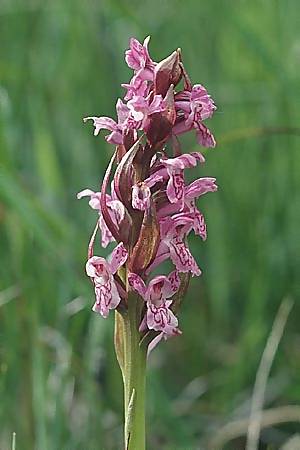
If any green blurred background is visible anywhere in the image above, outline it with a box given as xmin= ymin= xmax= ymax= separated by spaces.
xmin=0 ymin=0 xmax=299 ymax=449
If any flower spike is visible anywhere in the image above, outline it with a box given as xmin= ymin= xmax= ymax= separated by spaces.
xmin=79 ymin=36 xmax=218 ymax=450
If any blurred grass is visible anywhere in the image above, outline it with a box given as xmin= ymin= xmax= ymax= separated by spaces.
xmin=0 ymin=0 xmax=300 ymax=449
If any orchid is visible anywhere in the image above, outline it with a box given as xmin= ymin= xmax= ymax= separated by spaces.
xmin=121 ymin=74 xmax=149 ymax=101
xmin=160 ymin=152 xmax=206 ymax=206
xmin=79 ymin=36 xmax=217 ymax=450
xmin=127 ymin=93 xmax=165 ymax=123
xmin=132 ymin=182 xmax=151 ymax=211
xmin=174 ymin=84 xmax=216 ymax=147
xmin=125 ymin=36 xmax=156 ymax=81
xmin=128 ymin=271 xmax=180 ymax=336
xmin=77 ymin=188 xmax=127 ymax=247
xmin=83 ymin=98 xmax=140 ymax=145
xmin=86 ymin=242 xmax=128 ymax=317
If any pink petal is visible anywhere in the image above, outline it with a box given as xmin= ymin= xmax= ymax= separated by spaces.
xmin=83 ymin=116 xmax=118 ymax=136
xmin=147 ymin=276 xmax=173 ymax=306
xmin=188 ymin=203 xmax=207 ymax=240
xmin=132 ymin=183 xmax=151 ymax=211
xmin=86 ymin=256 xmax=109 ymax=279
xmin=164 ymin=214 xmax=194 ymax=238
xmin=129 ymin=108 xmax=144 ymax=122
xmin=172 ymin=119 xmax=191 ymax=136
xmin=190 ymin=84 xmax=216 ymax=120
xmin=125 ymin=36 xmax=155 ymax=78
xmin=148 ymin=94 xmax=164 ymax=114
xmin=190 ymin=151 xmax=206 ymax=164
xmin=166 ymin=169 xmax=185 ymax=205
xmin=162 ymin=152 xmax=205 ymax=169
xmin=137 ymin=68 xmax=155 ymax=82
xmin=77 ymin=188 xmax=102 ymax=211
xmin=146 ymin=302 xmax=179 ymax=335
xmin=156 ymin=200 xmax=182 ymax=219
xmin=77 ymin=188 xmax=95 ymax=199
xmin=159 ymin=216 xmax=175 ymax=238
xmin=109 ymin=243 xmax=128 ymax=274
xmin=194 ymin=212 xmax=207 ymax=240
xmin=99 ymin=216 xmax=114 ymax=248
xmin=89 ymin=196 xmax=101 ymax=210
xmin=167 ymin=270 xmax=181 ymax=293
xmin=191 ymin=84 xmax=209 ymax=100
xmin=168 ymin=236 xmax=201 ymax=276
xmin=175 ymin=94 xmax=192 ymax=113
xmin=125 ymin=38 xmax=146 ymax=70
xmin=128 ymin=273 xmax=147 ymax=298
xmin=185 ymin=177 xmax=218 ymax=199
xmin=122 ymin=75 xmax=148 ymax=101
xmin=144 ymin=172 xmax=164 ymax=188
xmin=92 ymin=277 xmax=121 ymax=318
xmin=127 ymin=96 xmax=148 ymax=121
xmin=196 ymin=123 xmax=216 ymax=147
xmin=142 ymin=35 xmax=151 ymax=59
xmin=116 ymin=99 xmax=130 ymax=125
xmin=106 ymin=130 xmax=123 ymax=145
xmin=108 ymin=200 xmax=125 ymax=224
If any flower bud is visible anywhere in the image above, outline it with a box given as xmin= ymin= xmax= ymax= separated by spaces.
xmin=130 ymin=201 xmax=160 ymax=274
xmin=114 ymin=138 xmax=143 ymax=208
xmin=154 ymin=49 xmax=182 ymax=96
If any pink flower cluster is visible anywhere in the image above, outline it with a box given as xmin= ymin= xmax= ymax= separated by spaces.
xmin=84 ymin=37 xmax=216 ymax=150
xmin=78 ymin=37 xmax=217 ymax=344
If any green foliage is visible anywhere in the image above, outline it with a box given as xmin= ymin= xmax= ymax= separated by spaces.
xmin=0 ymin=0 xmax=299 ymax=448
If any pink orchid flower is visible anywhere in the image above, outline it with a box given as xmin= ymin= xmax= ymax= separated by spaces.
xmin=86 ymin=243 xmax=128 ymax=318
xmin=125 ymin=36 xmax=156 ymax=82
xmin=127 ymin=93 xmax=165 ymax=124
xmin=83 ymin=99 xmax=138 ymax=145
xmin=131 ymin=173 xmax=163 ymax=211
xmin=175 ymin=84 xmax=216 ymax=122
xmin=128 ymin=271 xmax=180 ymax=336
xmin=147 ymin=152 xmax=205 ymax=209
xmin=165 ymin=177 xmax=218 ymax=239
xmin=162 ymin=152 xmax=205 ymax=207
xmin=77 ymin=188 xmax=126 ymax=248
xmin=121 ymin=74 xmax=149 ymax=101
xmin=174 ymin=84 xmax=216 ymax=147
xmin=132 ymin=182 xmax=151 ymax=211
xmin=148 ymin=215 xmax=201 ymax=276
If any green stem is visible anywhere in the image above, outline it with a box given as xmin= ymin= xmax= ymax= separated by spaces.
xmin=115 ymin=294 xmax=147 ymax=450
